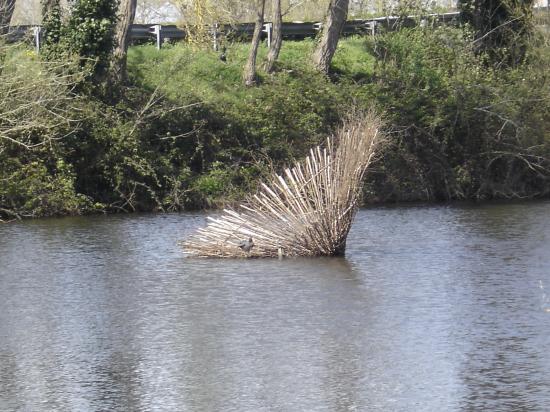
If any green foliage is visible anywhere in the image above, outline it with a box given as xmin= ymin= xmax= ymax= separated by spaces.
xmin=2 ymin=26 xmax=549 ymax=219
xmin=330 ymin=37 xmax=375 ymax=80
xmin=0 ymin=41 xmax=92 ymax=219
xmin=125 ymin=40 xmax=368 ymax=207
xmin=41 ymin=0 xmax=63 ymax=60
xmin=0 ymin=159 xmax=92 ymax=218
xmin=362 ymin=26 xmax=550 ymax=200
xmin=42 ymin=0 xmax=118 ymax=82
xmin=459 ymin=0 xmax=535 ymax=66
xmin=128 ymin=41 xmax=347 ymax=160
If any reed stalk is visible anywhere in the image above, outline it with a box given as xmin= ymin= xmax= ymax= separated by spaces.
xmin=184 ymin=109 xmax=384 ymax=258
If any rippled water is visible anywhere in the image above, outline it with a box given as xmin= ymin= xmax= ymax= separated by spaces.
xmin=1 ymin=202 xmax=549 ymax=411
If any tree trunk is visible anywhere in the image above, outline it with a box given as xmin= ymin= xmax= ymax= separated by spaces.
xmin=110 ymin=0 xmax=137 ymax=84
xmin=264 ymin=0 xmax=282 ymax=73
xmin=243 ymin=0 xmax=266 ymax=86
xmin=41 ymin=0 xmax=62 ymax=48
xmin=312 ymin=0 xmax=349 ymax=74
xmin=0 ymin=0 xmax=16 ymax=34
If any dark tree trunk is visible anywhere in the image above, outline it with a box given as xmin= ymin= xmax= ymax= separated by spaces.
xmin=110 ymin=0 xmax=137 ymax=84
xmin=0 ymin=0 xmax=16 ymax=34
xmin=264 ymin=0 xmax=282 ymax=73
xmin=312 ymin=0 xmax=349 ymax=74
xmin=243 ymin=0 xmax=266 ymax=86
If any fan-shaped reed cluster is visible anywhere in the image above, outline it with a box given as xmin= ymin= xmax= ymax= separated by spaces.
xmin=184 ymin=110 xmax=384 ymax=258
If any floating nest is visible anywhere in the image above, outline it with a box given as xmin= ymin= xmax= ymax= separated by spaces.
xmin=184 ymin=110 xmax=384 ymax=258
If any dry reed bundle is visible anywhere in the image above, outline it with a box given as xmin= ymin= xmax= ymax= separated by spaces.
xmin=184 ymin=110 xmax=384 ymax=258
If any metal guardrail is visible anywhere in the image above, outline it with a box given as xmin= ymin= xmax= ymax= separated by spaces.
xmin=5 ymin=12 xmax=462 ymax=51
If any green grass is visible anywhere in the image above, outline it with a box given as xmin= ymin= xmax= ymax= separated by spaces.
xmin=127 ymin=37 xmax=376 ymax=105
xmin=126 ymin=37 xmax=378 ymax=171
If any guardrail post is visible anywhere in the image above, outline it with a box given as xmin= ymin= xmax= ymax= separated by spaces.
xmin=262 ymin=22 xmax=272 ymax=47
xmin=151 ymin=24 xmax=162 ymax=50
xmin=32 ymin=26 xmax=41 ymax=53
xmin=212 ymin=23 xmax=219 ymax=51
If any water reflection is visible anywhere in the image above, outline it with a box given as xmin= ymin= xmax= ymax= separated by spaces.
xmin=1 ymin=202 xmax=549 ymax=411
xmin=446 ymin=204 xmax=550 ymax=412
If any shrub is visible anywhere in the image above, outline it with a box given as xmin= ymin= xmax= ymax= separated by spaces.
xmin=42 ymin=0 xmax=118 ymax=84
xmin=0 ymin=159 xmax=92 ymax=218
xmin=362 ymin=26 xmax=550 ymax=201
xmin=0 ymin=41 xmax=89 ymax=219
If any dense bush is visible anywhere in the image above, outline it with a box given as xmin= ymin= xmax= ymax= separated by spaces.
xmin=1 ymin=24 xmax=549 ymax=220
xmin=361 ymin=26 xmax=550 ymax=201
xmin=127 ymin=31 xmax=549 ymax=205
xmin=459 ymin=0 xmax=535 ymax=66
xmin=0 ymin=159 xmax=92 ymax=218
xmin=43 ymin=0 xmax=119 ymax=82
xmin=0 ymin=42 xmax=90 ymax=218
xmin=0 ymin=41 xmax=195 ymax=218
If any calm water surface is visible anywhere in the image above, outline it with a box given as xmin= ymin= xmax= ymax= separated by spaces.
xmin=1 ymin=202 xmax=549 ymax=411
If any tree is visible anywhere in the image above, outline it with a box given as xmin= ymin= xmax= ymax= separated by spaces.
xmin=264 ymin=0 xmax=282 ymax=73
xmin=0 ymin=0 xmax=16 ymax=33
xmin=312 ymin=0 xmax=348 ymax=74
xmin=62 ymin=0 xmax=118 ymax=83
xmin=242 ymin=0 xmax=266 ymax=86
xmin=41 ymin=0 xmax=62 ymax=58
xmin=0 ymin=40 xmax=83 ymax=151
xmin=177 ymin=0 xmax=254 ymax=25
xmin=459 ymin=0 xmax=535 ymax=67
xmin=110 ymin=0 xmax=137 ymax=84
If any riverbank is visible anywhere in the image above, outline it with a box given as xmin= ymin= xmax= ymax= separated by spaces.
xmin=1 ymin=25 xmax=549 ymax=219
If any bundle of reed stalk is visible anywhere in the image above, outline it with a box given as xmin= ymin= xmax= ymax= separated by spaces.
xmin=184 ymin=109 xmax=384 ymax=258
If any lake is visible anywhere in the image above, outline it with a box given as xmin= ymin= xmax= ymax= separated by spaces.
xmin=1 ymin=201 xmax=549 ymax=411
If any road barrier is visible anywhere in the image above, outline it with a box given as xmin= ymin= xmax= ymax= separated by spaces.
xmin=4 ymin=12 xmax=462 ymax=51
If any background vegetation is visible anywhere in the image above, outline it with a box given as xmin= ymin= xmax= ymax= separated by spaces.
xmin=1 ymin=4 xmax=549 ymax=220
xmin=128 ymin=26 xmax=550 ymax=203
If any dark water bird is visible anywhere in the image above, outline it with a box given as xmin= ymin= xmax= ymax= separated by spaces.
xmin=238 ymin=237 xmax=254 ymax=252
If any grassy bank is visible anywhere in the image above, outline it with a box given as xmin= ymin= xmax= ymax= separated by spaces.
xmin=128 ymin=28 xmax=550 ymax=202
xmin=1 ymin=25 xmax=549 ymax=219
